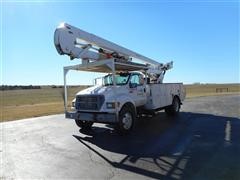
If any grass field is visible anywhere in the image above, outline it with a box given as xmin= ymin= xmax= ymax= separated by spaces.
xmin=1 ymin=86 xmax=86 ymax=121
xmin=1 ymin=84 xmax=239 ymax=122
xmin=185 ymin=84 xmax=240 ymax=97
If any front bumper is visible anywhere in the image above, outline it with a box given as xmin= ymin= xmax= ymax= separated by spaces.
xmin=65 ymin=111 xmax=118 ymax=123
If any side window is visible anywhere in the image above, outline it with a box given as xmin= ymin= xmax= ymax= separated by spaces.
xmin=130 ymin=74 xmax=140 ymax=85
xmin=139 ymin=74 xmax=144 ymax=85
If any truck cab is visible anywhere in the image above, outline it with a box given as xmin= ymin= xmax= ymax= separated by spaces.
xmin=70 ymin=71 xmax=148 ymax=131
xmin=73 ymin=72 xmax=147 ymax=111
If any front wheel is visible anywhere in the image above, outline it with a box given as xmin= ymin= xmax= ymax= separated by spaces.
xmin=116 ymin=105 xmax=135 ymax=134
xmin=75 ymin=120 xmax=93 ymax=129
xmin=165 ymin=97 xmax=180 ymax=116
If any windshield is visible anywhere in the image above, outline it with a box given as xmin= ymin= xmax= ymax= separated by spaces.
xmin=103 ymin=73 xmax=130 ymax=86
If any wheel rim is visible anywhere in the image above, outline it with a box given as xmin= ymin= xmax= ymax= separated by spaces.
xmin=173 ymin=99 xmax=179 ymax=112
xmin=122 ymin=112 xmax=133 ymax=130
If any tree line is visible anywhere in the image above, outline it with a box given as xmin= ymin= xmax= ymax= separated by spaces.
xmin=0 ymin=85 xmax=41 ymax=90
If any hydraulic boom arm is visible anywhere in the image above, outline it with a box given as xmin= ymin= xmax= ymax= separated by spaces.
xmin=54 ymin=22 xmax=173 ymax=82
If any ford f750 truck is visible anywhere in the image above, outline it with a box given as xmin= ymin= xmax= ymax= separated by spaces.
xmin=54 ymin=23 xmax=185 ymax=133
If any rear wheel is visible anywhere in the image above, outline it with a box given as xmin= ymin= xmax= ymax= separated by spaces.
xmin=75 ymin=120 xmax=93 ymax=129
xmin=165 ymin=97 xmax=180 ymax=116
xmin=116 ymin=104 xmax=135 ymax=134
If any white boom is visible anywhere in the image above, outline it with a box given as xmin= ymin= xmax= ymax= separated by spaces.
xmin=54 ymin=22 xmax=173 ymax=82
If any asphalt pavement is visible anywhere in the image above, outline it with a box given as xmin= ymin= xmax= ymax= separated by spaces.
xmin=1 ymin=95 xmax=240 ymax=179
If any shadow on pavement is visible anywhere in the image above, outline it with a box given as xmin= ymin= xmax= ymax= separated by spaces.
xmin=73 ymin=112 xmax=240 ymax=179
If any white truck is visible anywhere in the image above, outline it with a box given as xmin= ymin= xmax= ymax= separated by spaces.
xmin=54 ymin=23 xmax=185 ymax=133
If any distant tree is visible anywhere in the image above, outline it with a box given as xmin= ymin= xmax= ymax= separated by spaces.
xmin=0 ymin=85 xmax=41 ymax=91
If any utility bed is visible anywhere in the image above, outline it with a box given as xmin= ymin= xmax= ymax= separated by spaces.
xmin=145 ymin=83 xmax=185 ymax=110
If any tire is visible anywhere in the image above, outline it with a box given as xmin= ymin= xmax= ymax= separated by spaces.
xmin=165 ymin=97 xmax=180 ymax=116
xmin=75 ymin=120 xmax=93 ymax=129
xmin=116 ymin=104 xmax=135 ymax=134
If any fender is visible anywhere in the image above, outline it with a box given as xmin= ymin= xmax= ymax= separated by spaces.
xmin=116 ymin=94 xmax=136 ymax=111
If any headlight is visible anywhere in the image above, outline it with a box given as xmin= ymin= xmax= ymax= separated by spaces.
xmin=106 ymin=102 xmax=115 ymax=109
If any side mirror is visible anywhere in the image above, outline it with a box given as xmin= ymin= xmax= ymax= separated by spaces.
xmin=129 ymin=83 xmax=137 ymax=88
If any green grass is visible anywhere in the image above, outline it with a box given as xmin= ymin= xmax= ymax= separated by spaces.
xmin=1 ymin=84 xmax=239 ymax=122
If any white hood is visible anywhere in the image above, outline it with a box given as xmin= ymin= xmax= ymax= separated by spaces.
xmin=76 ymin=85 xmax=128 ymax=101
xmin=77 ymin=85 xmax=115 ymax=95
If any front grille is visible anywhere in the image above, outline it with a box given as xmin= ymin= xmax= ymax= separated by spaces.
xmin=75 ymin=95 xmax=104 ymax=111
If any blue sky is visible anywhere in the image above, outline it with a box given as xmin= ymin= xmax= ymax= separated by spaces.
xmin=1 ymin=1 xmax=239 ymax=85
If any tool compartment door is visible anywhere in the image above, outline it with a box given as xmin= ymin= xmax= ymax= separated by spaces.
xmin=145 ymin=84 xmax=174 ymax=110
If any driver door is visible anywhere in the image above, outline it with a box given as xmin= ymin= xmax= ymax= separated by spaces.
xmin=129 ymin=74 xmax=147 ymax=106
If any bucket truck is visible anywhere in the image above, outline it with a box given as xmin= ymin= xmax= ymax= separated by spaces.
xmin=54 ymin=22 xmax=185 ymax=133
